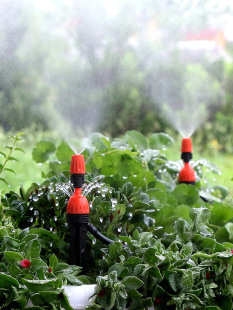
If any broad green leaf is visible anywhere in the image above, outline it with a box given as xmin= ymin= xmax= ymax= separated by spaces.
xmin=173 ymin=184 xmax=199 ymax=205
xmin=22 ymin=278 xmax=61 ymax=292
xmin=56 ymin=141 xmax=74 ymax=162
xmin=32 ymin=140 xmax=56 ymax=163
xmin=149 ymin=133 xmax=174 ymax=150
xmin=4 ymin=251 xmax=24 ymax=264
xmin=121 ymin=276 xmax=143 ymax=290
xmin=225 ymin=223 xmax=233 ymax=241
xmin=216 ymin=294 xmax=232 ymax=310
xmin=213 ymin=185 xmax=229 ymax=200
xmin=209 ymin=203 xmax=233 ymax=226
xmin=30 ymin=258 xmax=48 ymax=272
xmin=0 ymin=272 xmax=19 ymax=289
xmin=125 ymin=130 xmax=148 ymax=152
xmin=24 ymin=239 xmax=41 ymax=260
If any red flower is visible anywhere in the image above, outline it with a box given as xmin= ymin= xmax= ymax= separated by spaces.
xmin=231 ymin=250 xmax=233 ymax=253
xmin=48 ymin=268 xmax=52 ymax=273
xmin=155 ymin=298 xmax=161 ymax=304
xmin=98 ymin=289 xmax=105 ymax=297
xmin=206 ymin=272 xmax=210 ymax=279
xmin=20 ymin=259 xmax=31 ymax=268
xmin=110 ymin=214 xmax=114 ymax=222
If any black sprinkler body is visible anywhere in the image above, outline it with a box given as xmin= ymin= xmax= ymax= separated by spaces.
xmin=67 ymin=155 xmax=112 ymax=273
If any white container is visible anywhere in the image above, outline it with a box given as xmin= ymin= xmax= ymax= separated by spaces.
xmin=63 ymin=284 xmax=96 ymax=310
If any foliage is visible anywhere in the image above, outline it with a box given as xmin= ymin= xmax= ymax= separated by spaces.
xmin=1 ymin=131 xmax=233 ymax=308
xmin=0 ymin=226 xmax=82 ymax=309
xmin=0 ymin=133 xmax=24 ymax=187
xmin=87 ymin=207 xmax=233 ymax=310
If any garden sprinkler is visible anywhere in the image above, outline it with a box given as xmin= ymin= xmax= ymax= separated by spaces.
xmin=67 ymin=155 xmax=112 ymax=272
xmin=179 ymin=137 xmax=196 ymax=185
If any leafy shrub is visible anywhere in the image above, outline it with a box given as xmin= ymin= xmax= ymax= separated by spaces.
xmin=1 ymin=130 xmax=233 ymax=309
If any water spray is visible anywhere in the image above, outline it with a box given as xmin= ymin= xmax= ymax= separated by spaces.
xmin=67 ymin=155 xmax=112 ymax=272
xmin=179 ymin=137 xmax=196 ymax=185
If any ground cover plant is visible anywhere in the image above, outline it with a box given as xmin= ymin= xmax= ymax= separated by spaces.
xmin=1 ymin=131 xmax=233 ymax=309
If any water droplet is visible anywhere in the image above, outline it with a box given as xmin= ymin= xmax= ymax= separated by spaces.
xmin=49 ymin=227 xmax=53 ymax=231
xmin=33 ymin=196 xmax=39 ymax=202
xmin=30 ymin=217 xmax=33 ymax=223
xmin=100 ymin=217 xmax=103 ymax=223
xmin=117 ymin=227 xmax=122 ymax=232
xmin=50 ymin=242 xmax=53 ymax=248
xmin=92 ymin=239 xmax=96 ymax=245
xmin=54 ymin=216 xmax=57 ymax=222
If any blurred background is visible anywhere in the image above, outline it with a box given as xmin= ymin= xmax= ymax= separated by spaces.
xmin=0 ymin=0 xmax=233 ymax=190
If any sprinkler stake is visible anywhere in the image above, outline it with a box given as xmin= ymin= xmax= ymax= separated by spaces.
xmin=179 ymin=138 xmax=196 ymax=185
xmin=67 ymin=155 xmax=112 ymax=273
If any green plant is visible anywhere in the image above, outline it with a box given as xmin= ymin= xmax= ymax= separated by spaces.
xmin=1 ymin=131 xmax=233 ymax=309
xmin=87 ymin=207 xmax=233 ymax=310
xmin=0 ymin=133 xmax=24 ymax=187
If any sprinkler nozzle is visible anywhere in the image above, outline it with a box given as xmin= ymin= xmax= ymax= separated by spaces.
xmin=181 ymin=137 xmax=193 ymax=153
xmin=67 ymin=154 xmax=89 ymax=214
xmin=70 ymin=154 xmax=85 ymax=190
xmin=70 ymin=154 xmax=85 ymax=174
xmin=179 ymin=162 xmax=196 ymax=184
xmin=67 ymin=154 xmax=89 ymax=268
xmin=179 ymin=137 xmax=196 ymax=184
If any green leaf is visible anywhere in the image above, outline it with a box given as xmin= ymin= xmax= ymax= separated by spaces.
xmin=213 ymin=185 xmax=229 ymax=200
xmin=4 ymin=251 xmax=24 ymax=264
xmin=0 ymin=151 xmax=6 ymax=158
xmin=22 ymin=278 xmax=61 ymax=292
xmin=149 ymin=132 xmax=174 ymax=150
xmin=190 ymin=207 xmax=210 ymax=229
xmin=4 ymin=168 xmax=15 ymax=174
xmin=0 ymin=177 xmax=8 ymax=184
xmin=62 ymin=274 xmax=83 ymax=286
xmin=173 ymin=184 xmax=199 ymax=205
xmin=56 ymin=141 xmax=74 ymax=162
xmin=0 ymin=272 xmax=19 ymax=289
xmin=216 ymin=294 xmax=232 ymax=310
xmin=209 ymin=203 xmax=233 ymax=226
xmin=225 ymin=223 xmax=233 ymax=240
xmin=8 ymin=156 xmax=18 ymax=161
xmin=121 ymin=276 xmax=143 ymax=290
xmin=49 ymin=254 xmax=58 ymax=269
xmin=24 ymin=239 xmax=41 ymax=260
xmin=125 ymin=130 xmax=148 ymax=152
xmin=15 ymin=147 xmax=25 ymax=152
xmin=30 ymin=258 xmax=48 ymax=272
xmin=32 ymin=140 xmax=56 ymax=163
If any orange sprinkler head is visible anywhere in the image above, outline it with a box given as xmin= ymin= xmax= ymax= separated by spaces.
xmin=70 ymin=154 xmax=85 ymax=174
xmin=67 ymin=188 xmax=90 ymax=214
xmin=181 ymin=138 xmax=193 ymax=153
xmin=179 ymin=162 xmax=196 ymax=184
